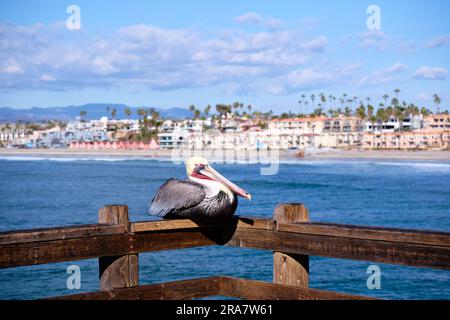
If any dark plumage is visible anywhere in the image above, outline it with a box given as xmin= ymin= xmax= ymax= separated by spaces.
xmin=148 ymin=157 xmax=250 ymax=220
xmin=148 ymin=178 xmax=238 ymax=219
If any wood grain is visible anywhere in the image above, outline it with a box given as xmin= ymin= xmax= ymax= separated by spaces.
xmin=98 ymin=205 xmax=138 ymax=291
xmin=278 ymin=222 xmax=450 ymax=247
xmin=0 ymin=224 xmax=126 ymax=246
xmin=273 ymin=204 xmax=309 ymax=287
xmin=220 ymin=276 xmax=375 ymax=300
xmin=50 ymin=276 xmax=223 ymax=300
xmin=49 ymin=276 xmax=374 ymax=300
xmin=131 ymin=216 xmax=274 ymax=233
xmin=227 ymin=228 xmax=450 ymax=270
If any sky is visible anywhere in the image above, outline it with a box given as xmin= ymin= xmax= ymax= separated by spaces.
xmin=0 ymin=0 xmax=449 ymax=113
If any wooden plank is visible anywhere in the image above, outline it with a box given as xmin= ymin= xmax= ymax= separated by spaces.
xmin=278 ymin=222 xmax=450 ymax=247
xmin=273 ymin=204 xmax=309 ymax=287
xmin=226 ymin=228 xmax=450 ymax=270
xmin=0 ymin=229 xmax=218 ymax=269
xmin=219 ymin=276 xmax=376 ymax=300
xmin=48 ymin=276 xmax=223 ymax=300
xmin=131 ymin=219 xmax=217 ymax=232
xmin=99 ymin=206 xmax=139 ymax=291
xmin=0 ymin=224 xmax=126 ymax=246
xmin=0 ymin=234 xmax=132 ymax=269
xmin=1 ymin=217 xmax=449 ymax=271
xmin=131 ymin=216 xmax=273 ymax=233
xmin=49 ymin=276 xmax=374 ymax=300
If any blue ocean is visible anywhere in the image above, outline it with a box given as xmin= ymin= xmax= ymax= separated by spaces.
xmin=0 ymin=156 xmax=449 ymax=300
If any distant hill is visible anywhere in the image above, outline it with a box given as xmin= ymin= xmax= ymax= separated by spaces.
xmin=0 ymin=103 xmax=193 ymax=122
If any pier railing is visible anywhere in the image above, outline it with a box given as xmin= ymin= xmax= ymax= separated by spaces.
xmin=0 ymin=204 xmax=449 ymax=300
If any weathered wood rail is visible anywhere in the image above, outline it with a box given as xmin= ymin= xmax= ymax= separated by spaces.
xmin=0 ymin=203 xmax=449 ymax=300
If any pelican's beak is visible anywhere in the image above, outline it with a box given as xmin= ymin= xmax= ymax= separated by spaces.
xmin=201 ymin=165 xmax=252 ymax=200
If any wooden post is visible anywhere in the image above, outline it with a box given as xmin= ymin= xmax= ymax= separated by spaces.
xmin=273 ymin=203 xmax=309 ymax=287
xmin=98 ymin=205 xmax=138 ymax=291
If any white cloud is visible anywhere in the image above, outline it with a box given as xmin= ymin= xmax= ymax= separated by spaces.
xmin=414 ymin=66 xmax=448 ymax=80
xmin=2 ymin=65 xmax=24 ymax=75
xmin=356 ymin=30 xmax=389 ymax=51
xmin=255 ymin=63 xmax=363 ymax=95
xmin=235 ymin=12 xmax=262 ymax=25
xmin=40 ymin=73 xmax=55 ymax=81
xmin=359 ymin=63 xmax=408 ymax=87
xmin=341 ymin=30 xmax=400 ymax=53
xmin=234 ymin=12 xmax=282 ymax=30
xmin=0 ymin=21 xmax=336 ymax=95
xmin=417 ymin=92 xmax=432 ymax=101
xmin=425 ymin=35 xmax=450 ymax=48
xmin=287 ymin=69 xmax=332 ymax=88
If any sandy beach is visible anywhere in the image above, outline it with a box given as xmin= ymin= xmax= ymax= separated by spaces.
xmin=1 ymin=148 xmax=449 ymax=162
xmin=306 ymin=149 xmax=450 ymax=161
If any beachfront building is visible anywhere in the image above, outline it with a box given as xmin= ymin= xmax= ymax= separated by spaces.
xmin=265 ymin=116 xmax=363 ymax=149
xmin=161 ymin=119 xmax=212 ymax=133
xmin=364 ymin=115 xmax=424 ymax=133
xmin=180 ymin=128 xmax=363 ymax=151
xmin=362 ymin=129 xmax=450 ymax=150
xmin=69 ymin=140 xmax=159 ymax=150
xmin=268 ymin=117 xmax=325 ymax=135
xmin=0 ymin=128 xmax=29 ymax=146
xmin=158 ymin=129 xmax=189 ymax=149
xmin=424 ymin=114 xmax=450 ymax=130
xmin=322 ymin=116 xmax=365 ymax=133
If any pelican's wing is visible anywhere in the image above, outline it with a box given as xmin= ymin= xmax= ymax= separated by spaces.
xmin=148 ymin=178 xmax=206 ymax=217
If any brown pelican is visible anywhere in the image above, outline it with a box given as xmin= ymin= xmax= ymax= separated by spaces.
xmin=148 ymin=157 xmax=251 ymax=219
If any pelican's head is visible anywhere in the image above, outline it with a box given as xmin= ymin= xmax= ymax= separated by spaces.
xmin=186 ymin=157 xmax=251 ymax=200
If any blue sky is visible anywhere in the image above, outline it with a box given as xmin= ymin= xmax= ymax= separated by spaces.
xmin=0 ymin=0 xmax=449 ymax=112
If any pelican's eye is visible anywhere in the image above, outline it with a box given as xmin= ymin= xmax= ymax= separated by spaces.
xmin=194 ymin=164 xmax=206 ymax=173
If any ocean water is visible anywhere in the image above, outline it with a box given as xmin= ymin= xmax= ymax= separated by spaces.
xmin=0 ymin=156 xmax=449 ymax=300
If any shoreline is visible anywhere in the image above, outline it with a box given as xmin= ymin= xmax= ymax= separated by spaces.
xmin=0 ymin=148 xmax=450 ymax=162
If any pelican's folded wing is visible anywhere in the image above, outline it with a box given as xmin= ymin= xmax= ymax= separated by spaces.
xmin=148 ymin=178 xmax=206 ymax=217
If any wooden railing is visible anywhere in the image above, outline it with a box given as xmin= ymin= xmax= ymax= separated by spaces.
xmin=0 ymin=204 xmax=449 ymax=300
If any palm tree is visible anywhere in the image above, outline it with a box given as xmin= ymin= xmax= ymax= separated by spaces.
xmin=367 ymin=105 xmax=374 ymax=119
xmin=148 ymin=108 xmax=162 ymax=140
xmin=111 ymin=108 xmax=117 ymax=120
xmin=391 ymin=97 xmax=399 ymax=108
xmin=136 ymin=108 xmax=150 ymax=140
xmin=216 ymin=104 xmax=227 ymax=129
xmin=124 ymin=107 xmax=132 ymax=119
xmin=310 ymin=94 xmax=316 ymax=108
xmin=204 ymin=105 xmax=211 ymax=117
xmin=320 ymin=93 xmax=326 ymax=109
xmin=189 ymin=105 xmax=196 ymax=119
xmin=355 ymin=105 xmax=366 ymax=119
xmin=394 ymin=88 xmax=400 ymax=98
xmin=297 ymin=99 xmax=303 ymax=114
xmin=376 ymin=108 xmax=388 ymax=122
xmin=433 ymin=94 xmax=441 ymax=114
xmin=420 ymin=107 xmax=430 ymax=116
xmin=344 ymin=107 xmax=352 ymax=116
xmin=382 ymin=94 xmax=389 ymax=107
xmin=79 ymin=110 xmax=87 ymax=122
xmin=312 ymin=108 xmax=324 ymax=117
xmin=232 ymin=102 xmax=241 ymax=117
